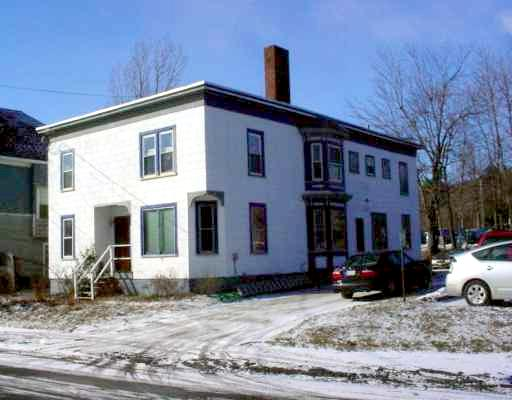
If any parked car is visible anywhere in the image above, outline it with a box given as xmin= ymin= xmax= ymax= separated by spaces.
xmin=446 ymin=240 xmax=512 ymax=305
xmin=476 ymin=230 xmax=512 ymax=247
xmin=332 ymin=251 xmax=431 ymax=299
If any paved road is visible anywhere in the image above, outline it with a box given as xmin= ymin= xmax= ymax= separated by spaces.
xmin=0 ymin=364 xmax=271 ymax=400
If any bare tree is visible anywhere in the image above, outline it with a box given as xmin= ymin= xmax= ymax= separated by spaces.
xmin=109 ymin=37 xmax=186 ymax=104
xmin=351 ymin=45 xmax=474 ymax=254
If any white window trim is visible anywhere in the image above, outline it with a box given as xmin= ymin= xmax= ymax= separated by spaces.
xmin=141 ymin=128 xmax=177 ymax=179
xmin=141 ymin=204 xmax=178 ymax=257
xmin=61 ymin=151 xmax=74 ymax=191
xmin=311 ymin=143 xmax=323 ymax=182
xmin=62 ymin=217 xmax=74 ymax=259
xmin=327 ymin=144 xmax=343 ymax=183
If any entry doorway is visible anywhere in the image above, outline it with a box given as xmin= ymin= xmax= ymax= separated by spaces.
xmin=114 ymin=216 xmax=131 ymax=272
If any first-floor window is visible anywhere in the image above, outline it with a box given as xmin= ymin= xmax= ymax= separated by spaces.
xmin=142 ymin=205 xmax=177 ymax=255
xmin=331 ymin=208 xmax=346 ymax=251
xmin=250 ymin=203 xmax=267 ymax=254
xmin=312 ymin=208 xmax=327 ymax=250
xmin=61 ymin=216 xmax=74 ymax=258
xmin=371 ymin=212 xmax=388 ymax=251
xmin=401 ymin=214 xmax=412 ymax=249
xmin=197 ymin=202 xmax=218 ymax=254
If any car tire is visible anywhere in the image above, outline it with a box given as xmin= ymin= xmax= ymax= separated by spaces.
xmin=341 ymin=290 xmax=353 ymax=299
xmin=464 ymin=280 xmax=491 ymax=306
xmin=420 ymin=273 xmax=431 ymax=290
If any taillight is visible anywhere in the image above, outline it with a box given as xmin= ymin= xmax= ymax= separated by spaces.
xmin=332 ymin=270 xmax=343 ymax=282
xmin=360 ymin=269 xmax=377 ymax=279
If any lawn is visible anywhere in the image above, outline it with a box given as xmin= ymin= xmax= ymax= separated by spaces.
xmin=275 ymin=297 xmax=512 ymax=353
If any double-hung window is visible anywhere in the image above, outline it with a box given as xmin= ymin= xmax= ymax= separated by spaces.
xmin=61 ymin=215 xmax=74 ymax=259
xmin=312 ymin=208 xmax=327 ymax=250
xmin=401 ymin=214 xmax=412 ymax=249
xmin=141 ymin=128 xmax=176 ymax=178
xmin=247 ymin=130 xmax=265 ymax=176
xmin=311 ymin=143 xmax=323 ymax=181
xmin=250 ymin=203 xmax=267 ymax=254
xmin=365 ymin=155 xmax=376 ymax=177
xmin=348 ymin=151 xmax=359 ymax=174
xmin=61 ymin=151 xmax=74 ymax=191
xmin=36 ymin=186 xmax=48 ymax=219
xmin=382 ymin=158 xmax=391 ymax=180
xmin=328 ymin=145 xmax=343 ymax=183
xmin=142 ymin=204 xmax=177 ymax=256
xmin=399 ymin=161 xmax=409 ymax=195
xmin=196 ymin=202 xmax=218 ymax=254
xmin=371 ymin=212 xmax=388 ymax=251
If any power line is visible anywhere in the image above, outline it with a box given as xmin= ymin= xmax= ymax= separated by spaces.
xmin=0 ymin=83 xmax=112 ymax=98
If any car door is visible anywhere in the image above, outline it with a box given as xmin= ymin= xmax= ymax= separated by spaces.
xmin=477 ymin=243 xmax=512 ymax=300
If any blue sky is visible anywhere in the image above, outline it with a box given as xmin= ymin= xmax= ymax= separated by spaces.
xmin=2 ymin=1 xmax=512 ymax=125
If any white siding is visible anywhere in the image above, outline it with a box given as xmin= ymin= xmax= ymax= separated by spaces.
xmin=344 ymin=141 xmax=421 ymax=259
xmin=190 ymin=106 xmax=308 ymax=278
xmin=47 ymin=105 xmax=206 ymax=281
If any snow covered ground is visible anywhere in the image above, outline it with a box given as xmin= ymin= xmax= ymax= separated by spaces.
xmin=0 ymin=289 xmax=511 ymax=399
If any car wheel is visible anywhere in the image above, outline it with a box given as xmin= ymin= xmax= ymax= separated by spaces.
xmin=341 ymin=290 xmax=353 ymax=299
xmin=420 ymin=273 xmax=431 ymax=290
xmin=464 ymin=280 xmax=491 ymax=306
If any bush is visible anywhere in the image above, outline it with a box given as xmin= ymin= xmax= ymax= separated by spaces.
xmin=193 ymin=276 xmax=223 ymax=295
xmin=152 ymin=273 xmax=180 ymax=297
xmin=0 ymin=271 xmax=14 ymax=294
xmin=31 ymin=275 xmax=49 ymax=302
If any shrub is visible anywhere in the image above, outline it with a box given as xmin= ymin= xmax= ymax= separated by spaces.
xmin=152 ymin=273 xmax=180 ymax=297
xmin=0 ymin=271 xmax=14 ymax=294
xmin=193 ymin=276 xmax=223 ymax=295
xmin=31 ymin=274 xmax=49 ymax=302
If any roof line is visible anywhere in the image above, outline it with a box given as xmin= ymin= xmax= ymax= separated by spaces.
xmin=36 ymin=80 xmax=421 ymax=149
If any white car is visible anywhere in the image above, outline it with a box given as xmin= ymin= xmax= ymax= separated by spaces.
xmin=445 ymin=240 xmax=512 ymax=305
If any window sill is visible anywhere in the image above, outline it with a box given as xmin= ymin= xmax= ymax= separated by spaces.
xmin=62 ymin=257 xmax=76 ymax=261
xmin=141 ymin=172 xmax=177 ymax=181
xmin=61 ymin=188 xmax=74 ymax=193
xmin=250 ymin=251 xmax=268 ymax=255
xmin=400 ymin=193 xmax=410 ymax=197
xmin=248 ymin=173 xmax=265 ymax=178
xmin=196 ymin=252 xmax=219 ymax=256
xmin=141 ymin=253 xmax=178 ymax=258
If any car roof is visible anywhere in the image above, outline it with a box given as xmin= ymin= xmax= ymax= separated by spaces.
xmin=468 ymin=239 xmax=512 ymax=253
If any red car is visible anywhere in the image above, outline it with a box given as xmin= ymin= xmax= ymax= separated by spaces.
xmin=476 ymin=230 xmax=512 ymax=247
xmin=332 ymin=251 xmax=431 ymax=299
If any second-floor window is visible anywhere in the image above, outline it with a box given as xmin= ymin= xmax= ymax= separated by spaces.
xmin=382 ymin=158 xmax=391 ymax=180
xmin=365 ymin=155 xmax=376 ymax=177
xmin=348 ymin=151 xmax=359 ymax=174
xmin=328 ymin=145 xmax=342 ymax=183
xmin=247 ymin=130 xmax=265 ymax=176
xmin=399 ymin=161 xmax=409 ymax=195
xmin=311 ymin=143 xmax=323 ymax=181
xmin=141 ymin=128 xmax=176 ymax=178
xmin=61 ymin=150 xmax=74 ymax=191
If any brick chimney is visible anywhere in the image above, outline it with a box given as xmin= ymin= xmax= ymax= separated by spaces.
xmin=264 ymin=45 xmax=290 ymax=103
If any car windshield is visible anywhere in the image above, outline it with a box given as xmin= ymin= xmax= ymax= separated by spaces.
xmin=345 ymin=253 xmax=379 ymax=270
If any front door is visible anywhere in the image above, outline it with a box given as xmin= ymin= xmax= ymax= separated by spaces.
xmin=114 ymin=216 xmax=131 ymax=272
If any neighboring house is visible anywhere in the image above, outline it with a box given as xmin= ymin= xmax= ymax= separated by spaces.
xmin=0 ymin=108 xmax=48 ymax=282
xmin=37 ymin=46 xmax=421 ymax=295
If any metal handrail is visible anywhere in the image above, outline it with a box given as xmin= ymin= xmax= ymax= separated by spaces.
xmin=73 ymin=244 xmax=131 ymax=300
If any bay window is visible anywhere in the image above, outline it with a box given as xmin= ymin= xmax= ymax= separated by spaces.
xmin=328 ymin=145 xmax=342 ymax=183
xmin=311 ymin=143 xmax=323 ymax=181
